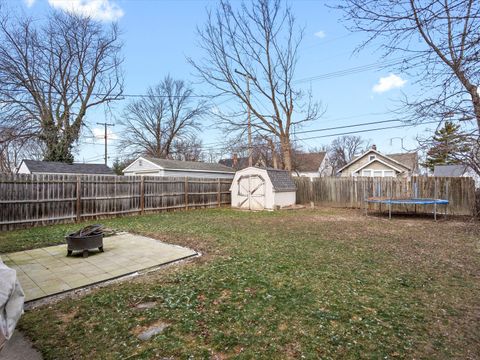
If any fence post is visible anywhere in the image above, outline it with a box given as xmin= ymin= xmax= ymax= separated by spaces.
xmin=185 ymin=177 xmax=189 ymax=210
xmin=140 ymin=176 xmax=145 ymax=214
xmin=76 ymin=176 xmax=81 ymax=223
xmin=217 ymin=178 xmax=221 ymax=207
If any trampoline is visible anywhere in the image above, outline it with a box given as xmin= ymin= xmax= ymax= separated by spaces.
xmin=365 ymin=197 xmax=449 ymax=220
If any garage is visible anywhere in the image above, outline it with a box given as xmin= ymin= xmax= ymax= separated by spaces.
xmin=230 ymin=167 xmax=296 ymax=210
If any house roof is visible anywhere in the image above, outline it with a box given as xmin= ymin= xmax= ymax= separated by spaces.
xmin=266 ymin=168 xmax=296 ymax=192
xmin=387 ymin=152 xmax=418 ymax=172
xmin=351 ymin=158 xmax=403 ymax=174
xmin=144 ymin=157 xmax=235 ymax=173
xmin=337 ymin=148 xmax=415 ymax=173
xmin=434 ymin=164 xmax=470 ymax=177
xmin=292 ymin=152 xmax=326 ymax=172
xmin=21 ymin=160 xmax=114 ymax=175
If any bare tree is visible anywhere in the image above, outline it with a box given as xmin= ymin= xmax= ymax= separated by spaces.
xmin=118 ymin=77 xmax=205 ymax=159
xmin=336 ymin=1 xmax=480 ymax=131
xmin=328 ymin=135 xmax=370 ymax=172
xmin=190 ymin=0 xmax=322 ymax=171
xmin=0 ymin=127 xmax=44 ymax=173
xmin=171 ymin=135 xmax=204 ymax=162
xmin=0 ymin=10 xmax=123 ymax=163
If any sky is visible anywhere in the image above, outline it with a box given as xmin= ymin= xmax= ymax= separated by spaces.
xmin=6 ymin=0 xmax=457 ymax=165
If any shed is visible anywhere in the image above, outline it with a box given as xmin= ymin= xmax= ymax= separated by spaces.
xmin=230 ymin=167 xmax=296 ymax=210
xmin=123 ymin=156 xmax=235 ymax=179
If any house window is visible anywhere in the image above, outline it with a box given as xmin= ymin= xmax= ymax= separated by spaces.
xmin=361 ymin=169 xmax=396 ymax=177
xmin=369 ymin=155 xmax=376 ymax=161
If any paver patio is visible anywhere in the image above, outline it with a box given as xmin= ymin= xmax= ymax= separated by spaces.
xmin=0 ymin=233 xmax=197 ymax=301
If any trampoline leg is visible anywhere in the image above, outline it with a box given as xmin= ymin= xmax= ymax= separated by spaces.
xmin=389 ymin=202 xmax=392 ymax=220
xmin=434 ymin=203 xmax=437 ymax=221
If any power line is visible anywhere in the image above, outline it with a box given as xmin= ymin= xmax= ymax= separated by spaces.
xmin=295 ymin=120 xmax=441 ymax=142
xmin=295 ymin=118 xmax=404 ymax=135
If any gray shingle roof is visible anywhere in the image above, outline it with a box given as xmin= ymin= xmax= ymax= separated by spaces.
xmin=434 ymin=164 xmax=469 ymax=177
xmin=266 ymin=168 xmax=296 ymax=192
xmin=21 ymin=160 xmax=115 ymax=175
xmin=145 ymin=157 xmax=235 ymax=173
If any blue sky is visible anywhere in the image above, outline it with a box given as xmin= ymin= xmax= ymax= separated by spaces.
xmin=10 ymin=0 xmax=445 ymax=164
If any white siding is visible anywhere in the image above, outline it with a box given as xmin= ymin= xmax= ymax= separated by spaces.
xmin=162 ymin=170 xmax=234 ymax=179
xmin=17 ymin=162 xmax=30 ymax=174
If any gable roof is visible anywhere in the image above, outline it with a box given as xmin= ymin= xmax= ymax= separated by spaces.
xmin=21 ymin=160 xmax=114 ymax=175
xmin=352 ymin=158 xmax=404 ymax=173
xmin=292 ymin=152 xmax=326 ymax=172
xmin=266 ymin=168 xmax=296 ymax=192
xmin=144 ymin=157 xmax=235 ymax=173
xmin=387 ymin=152 xmax=418 ymax=172
xmin=337 ymin=148 xmax=414 ymax=173
xmin=434 ymin=164 xmax=470 ymax=177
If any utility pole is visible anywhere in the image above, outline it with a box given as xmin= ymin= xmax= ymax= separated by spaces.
xmin=97 ymin=122 xmax=114 ymax=165
xmin=235 ymin=69 xmax=256 ymax=167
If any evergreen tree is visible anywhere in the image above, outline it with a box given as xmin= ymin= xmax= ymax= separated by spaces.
xmin=423 ymin=121 xmax=470 ymax=171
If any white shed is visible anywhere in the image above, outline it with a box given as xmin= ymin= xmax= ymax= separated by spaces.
xmin=230 ymin=167 xmax=296 ymax=210
xmin=123 ymin=157 xmax=235 ymax=179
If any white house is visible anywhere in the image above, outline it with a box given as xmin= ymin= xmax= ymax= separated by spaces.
xmin=336 ymin=146 xmax=419 ymax=178
xmin=291 ymin=152 xmax=333 ymax=179
xmin=17 ymin=160 xmax=114 ymax=175
xmin=230 ymin=167 xmax=296 ymax=210
xmin=123 ymin=157 xmax=235 ymax=179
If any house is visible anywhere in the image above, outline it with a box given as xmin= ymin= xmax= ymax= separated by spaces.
xmin=230 ymin=167 xmax=296 ymax=210
xmin=17 ymin=160 xmax=115 ymax=175
xmin=219 ymin=153 xmax=268 ymax=171
xmin=336 ymin=146 xmax=419 ymax=178
xmin=291 ymin=152 xmax=333 ymax=178
xmin=123 ymin=156 xmax=235 ymax=179
xmin=434 ymin=164 xmax=480 ymax=188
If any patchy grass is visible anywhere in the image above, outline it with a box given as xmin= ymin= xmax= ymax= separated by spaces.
xmin=2 ymin=208 xmax=480 ymax=359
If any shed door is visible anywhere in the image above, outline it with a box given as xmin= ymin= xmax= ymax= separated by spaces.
xmin=237 ymin=175 xmax=265 ymax=210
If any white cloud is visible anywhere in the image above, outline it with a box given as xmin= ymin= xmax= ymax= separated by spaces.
xmin=48 ymin=0 xmax=124 ymax=22
xmin=372 ymin=74 xmax=407 ymax=93
xmin=93 ymin=127 xmax=118 ymax=140
xmin=24 ymin=0 xmax=36 ymax=8
xmin=314 ymin=30 xmax=326 ymax=39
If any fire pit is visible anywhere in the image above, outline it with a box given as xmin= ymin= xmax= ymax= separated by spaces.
xmin=66 ymin=225 xmax=104 ymax=258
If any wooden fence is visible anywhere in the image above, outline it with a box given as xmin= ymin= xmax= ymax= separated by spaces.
xmin=294 ymin=176 xmax=476 ymax=216
xmin=0 ymin=173 xmax=232 ymax=231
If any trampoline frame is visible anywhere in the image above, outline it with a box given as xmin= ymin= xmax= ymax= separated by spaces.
xmin=365 ymin=197 xmax=449 ymax=220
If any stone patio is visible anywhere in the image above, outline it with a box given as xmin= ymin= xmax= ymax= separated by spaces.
xmin=0 ymin=233 xmax=197 ymax=302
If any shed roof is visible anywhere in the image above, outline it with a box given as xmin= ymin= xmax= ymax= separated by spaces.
xmin=434 ymin=164 xmax=469 ymax=177
xmin=21 ymin=160 xmax=114 ymax=175
xmin=266 ymin=168 xmax=296 ymax=192
xmin=144 ymin=157 xmax=235 ymax=173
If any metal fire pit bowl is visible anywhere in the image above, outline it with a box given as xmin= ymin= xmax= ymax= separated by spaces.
xmin=66 ymin=224 xmax=104 ymax=258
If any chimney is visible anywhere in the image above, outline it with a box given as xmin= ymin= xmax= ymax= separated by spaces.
xmin=372 ymin=144 xmax=377 ymax=151
xmin=232 ymin=153 xmax=238 ymax=168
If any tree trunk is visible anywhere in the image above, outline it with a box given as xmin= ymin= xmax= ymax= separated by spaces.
xmin=471 ymin=86 xmax=480 ymax=132
xmin=280 ymin=135 xmax=292 ymax=171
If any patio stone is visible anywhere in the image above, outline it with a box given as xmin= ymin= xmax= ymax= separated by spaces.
xmin=2 ymin=233 xmax=197 ymax=301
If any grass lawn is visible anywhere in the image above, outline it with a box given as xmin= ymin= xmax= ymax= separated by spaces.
xmin=1 ymin=208 xmax=479 ymax=359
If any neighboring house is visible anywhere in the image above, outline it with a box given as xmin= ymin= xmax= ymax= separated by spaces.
xmin=291 ymin=152 xmax=333 ymax=178
xmin=123 ymin=157 xmax=235 ymax=179
xmin=434 ymin=164 xmax=480 ymax=188
xmin=337 ymin=146 xmax=419 ymax=178
xmin=17 ymin=160 xmax=115 ymax=175
xmin=219 ymin=154 xmax=267 ymax=171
